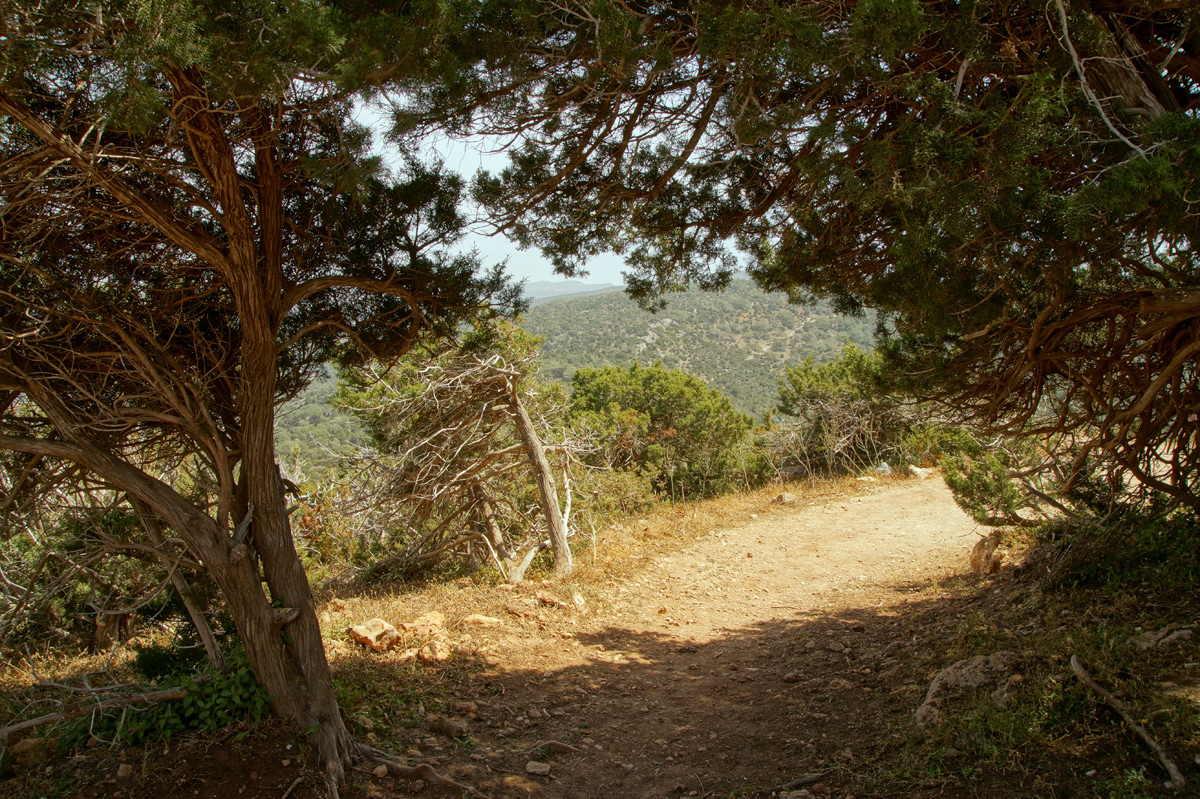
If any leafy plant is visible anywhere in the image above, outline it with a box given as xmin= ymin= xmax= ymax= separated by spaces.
xmin=81 ymin=647 xmax=271 ymax=745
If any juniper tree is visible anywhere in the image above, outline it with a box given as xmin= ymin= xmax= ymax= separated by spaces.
xmin=395 ymin=0 xmax=1200 ymax=507
xmin=0 ymin=1 xmax=512 ymax=789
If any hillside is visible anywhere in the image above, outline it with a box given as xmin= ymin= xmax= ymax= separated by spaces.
xmin=274 ymin=371 xmax=366 ymax=478
xmin=524 ymin=279 xmax=875 ymax=419
xmin=521 ymin=278 xmax=623 ymax=305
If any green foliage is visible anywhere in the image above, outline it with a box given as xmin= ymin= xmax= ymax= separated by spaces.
xmin=1043 ymin=504 xmax=1200 ymax=599
xmin=85 ymin=648 xmax=271 ymax=744
xmin=413 ymin=0 xmax=1200 ymax=507
xmin=275 ymin=370 xmax=368 ymax=480
xmin=941 ymin=452 xmax=1029 ymax=527
xmin=1095 ymin=768 xmax=1157 ymax=799
xmin=774 ymin=344 xmax=916 ymax=475
xmin=777 ymin=343 xmax=887 ymax=413
xmin=525 ymin=279 xmax=875 ymax=420
xmin=570 ymin=362 xmax=767 ymax=498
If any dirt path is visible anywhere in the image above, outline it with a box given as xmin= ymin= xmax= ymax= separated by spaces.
xmin=448 ymin=477 xmax=982 ymax=798
xmin=19 ymin=477 xmax=983 ymax=799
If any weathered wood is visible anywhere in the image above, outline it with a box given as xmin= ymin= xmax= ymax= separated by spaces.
xmin=508 ymin=380 xmax=572 ymax=576
xmin=0 ymin=682 xmax=202 ymax=742
xmin=1070 ymin=655 xmax=1187 ymax=792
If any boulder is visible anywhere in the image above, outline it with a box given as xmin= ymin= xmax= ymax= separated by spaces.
xmin=418 ymin=640 xmax=453 ymax=663
xmin=772 ymin=492 xmax=799 ymax=505
xmin=1130 ymin=623 xmax=1196 ymax=650
xmin=10 ymin=737 xmax=57 ymax=767
xmin=916 ymin=651 xmax=1023 ymax=727
xmin=969 ymin=531 xmax=1004 ymax=576
xmin=462 ymin=614 xmax=501 ymax=627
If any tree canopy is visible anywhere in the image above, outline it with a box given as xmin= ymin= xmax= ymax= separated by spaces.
xmin=398 ymin=0 xmax=1200 ymax=507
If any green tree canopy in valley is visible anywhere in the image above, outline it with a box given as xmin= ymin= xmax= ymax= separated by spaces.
xmin=524 ymin=278 xmax=875 ymax=419
xmin=400 ymin=0 xmax=1200 ymax=508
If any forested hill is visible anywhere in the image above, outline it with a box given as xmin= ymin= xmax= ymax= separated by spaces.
xmin=523 ymin=279 xmax=875 ymax=420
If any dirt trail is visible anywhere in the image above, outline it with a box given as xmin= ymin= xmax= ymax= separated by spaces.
xmin=455 ymin=477 xmax=982 ymax=799
xmin=25 ymin=477 xmax=982 ymax=799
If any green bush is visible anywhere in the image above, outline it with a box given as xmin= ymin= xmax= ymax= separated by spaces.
xmin=92 ymin=647 xmax=271 ymax=744
xmin=774 ymin=343 xmax=915 ymax=474
xmin=570 ymin=362 xmax=768 ymax=498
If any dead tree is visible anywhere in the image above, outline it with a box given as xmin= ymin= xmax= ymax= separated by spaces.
xmin=327 ymin=327 xmax=582 ymax=582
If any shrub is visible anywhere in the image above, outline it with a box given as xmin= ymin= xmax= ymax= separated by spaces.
xmin=570 ymin=362 xmax=766 ymax=498
xmin=774 ymin=343 xmax=914 ymax=475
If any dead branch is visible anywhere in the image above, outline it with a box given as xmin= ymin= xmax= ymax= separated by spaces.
xmin=356 ymin=742 xmax=488 ymax=797
xmin=1070 ymin=655 xmax=1187 ymax=792
xmin=0 ymin=679 xmax=206 ymax=742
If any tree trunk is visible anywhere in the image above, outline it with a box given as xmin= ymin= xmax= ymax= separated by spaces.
xmin=234 ymin=313 xmax=353 ymax=785
xmin=508 ymin=381 xmax=572 ymax=576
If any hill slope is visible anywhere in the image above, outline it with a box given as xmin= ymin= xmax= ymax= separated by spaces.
xmin=523 ymin=279 xmax=874 ymax=419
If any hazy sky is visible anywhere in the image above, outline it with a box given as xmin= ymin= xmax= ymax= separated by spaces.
xmin=358 ymin=103 xmax=627 ymax=287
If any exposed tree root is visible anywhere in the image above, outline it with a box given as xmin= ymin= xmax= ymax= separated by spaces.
xmin=770 ymin=773 xmax=826 ymax=792
xmin=356 ymin=741 xmax=488 ymax=797
xmin=1070 ymin=655 xmax=1187 ymax=792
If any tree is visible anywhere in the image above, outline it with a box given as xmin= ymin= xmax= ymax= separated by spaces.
xmin=776 ymin=343 xmax=909 ymax=475
xmin=0 ymin=1 xmax=512 ymax=790
xmin=570 ymin=362 xmax=761 ymax=498
xmin=399 ymin=0 xmax=1200 ymax=507
xmin=333 ymin=322 xmax=577 ymax=582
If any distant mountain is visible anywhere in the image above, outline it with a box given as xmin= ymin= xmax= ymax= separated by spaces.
xmin=522 ymin=279 xmax=875 ymax=420
xmin=521 ymin=279 xmax=624 ymax=305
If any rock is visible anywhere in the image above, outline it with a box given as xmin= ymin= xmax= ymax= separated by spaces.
xmin=11 ymin=738 xmax=57 ymax=767
xmin=116 ymin=762 xmax=134 ymax=779
xmin=916 ymin=651 xmax=1023 ymax=727
xmin=402 ymin=611 xmax=445 ymax=636
xmin=783 ymin=671 xmax=801 ymax=683
xmin=908 ymin=465 xmax=934 ymax=479
xmin=829 ymin=678 xmax=853 ymax=690
xmin=430 ymin=715 xmax=469 ymax=738
xmin=395 ymin=647 xmax=419 ymax=664
xmin=1130 ymin=624 xmax=1197 ymax=650
xmin=772 ymin=492 xmax=799 ymax=505
xmin=418 ymin=640 xmax=453 ymax=663
xmin=454 ymin=700 xmax=479 ymax=716
xmin=535 ymin=591 xmax=569 ymax=609
xmin=525 ymin=760 xmax=552 ymax=776
xmin=373 ymin=764 xmax=389 ymax=778
xmin=348 ymin=618 xmax=401 ymax=652
xmin=969 ymin=531 xmax=1004 ymax=576
xmin=463 ymin=613 xmax=501 ymax=627
xmin=572 ymin=592 xmax=588 ymax=610
xmin=827 ymin=640 xmax=845 ymax=653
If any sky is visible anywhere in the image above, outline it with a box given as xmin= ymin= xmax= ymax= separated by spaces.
xmin=357 ymin=103 xmax=627 ymax=287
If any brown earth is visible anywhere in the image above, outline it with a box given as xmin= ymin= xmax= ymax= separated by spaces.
xmin=9 ymin=476 xmax=1147 ymax=798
